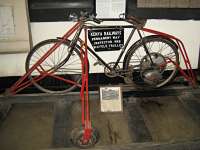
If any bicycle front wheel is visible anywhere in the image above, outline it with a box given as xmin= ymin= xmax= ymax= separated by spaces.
xmin=124 ymin=35 xmax=179 ymax=88
xmin=25 ymin=39 xmax=82 ymax=94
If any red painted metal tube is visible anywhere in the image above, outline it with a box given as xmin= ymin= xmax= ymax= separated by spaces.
xmin=9 ymin=22 xmax=81 ymax=94
xmin=80 ymin=39 xmax=86 ymax=127
xmin=142 ymin=27 xmax=196 ymax=86
xmin=82 ymin=28 xmax=92 ymax=141
xmin=84 ymin=28 xmax=90 ymax=128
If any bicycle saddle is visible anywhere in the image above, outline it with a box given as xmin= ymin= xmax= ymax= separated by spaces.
xmin=126 ymin=15 xmax=147 ymax=29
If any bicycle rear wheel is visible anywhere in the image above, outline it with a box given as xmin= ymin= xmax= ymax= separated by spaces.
xmin=124 ymin=35 xmax=179 ymax=88
xmin=25 ymin=39 xmax=82 ymax=94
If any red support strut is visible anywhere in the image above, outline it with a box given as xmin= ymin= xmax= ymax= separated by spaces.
xmin=142 ymin=27 xmax=197 ymax=87
xmin=8 ymin=22 xmax=81 ymax=95
xmin=79 ymin=28 xmax=92 ymax=142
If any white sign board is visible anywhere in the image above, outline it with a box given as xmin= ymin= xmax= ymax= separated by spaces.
xmin=100 ymin=86 xmax=123 ymax=112
xmin=96 ymin=0 xmax=125 ymax=18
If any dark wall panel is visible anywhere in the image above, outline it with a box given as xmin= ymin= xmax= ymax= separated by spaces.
xmin=126 ymin=0 xmax=200 ymax=20
xmin=28 ymin=0 xmax=96 ymax=22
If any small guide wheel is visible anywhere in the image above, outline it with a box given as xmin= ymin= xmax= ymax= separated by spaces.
xmin=71 ymin=127 xmax=100 ymax=148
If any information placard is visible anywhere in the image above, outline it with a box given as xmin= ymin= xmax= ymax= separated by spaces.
xmin=100 ymin=86 xmax=123 ymax=112
xmin=88 ymin=28 xmax=124 ymax=52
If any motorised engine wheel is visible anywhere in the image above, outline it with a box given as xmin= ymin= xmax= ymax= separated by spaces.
xmin=123 ymin=35 xmax=179 ymax=88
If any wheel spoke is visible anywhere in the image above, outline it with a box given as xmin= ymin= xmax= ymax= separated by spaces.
xmin=32 ymin=52 xmax=53 ymax=68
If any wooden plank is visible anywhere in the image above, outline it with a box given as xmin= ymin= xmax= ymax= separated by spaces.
xmin=178 ymin=92 xmax=200 ymax=121
xmin=44 ymin=139 xmax=200 ymax=150
xmin=1 ymin=86 xmax=200 ymax=104
xmin=52 ymin=101 xmax=73 ymax=148
xmin=125 ymin=97 xmax=152 ymax=142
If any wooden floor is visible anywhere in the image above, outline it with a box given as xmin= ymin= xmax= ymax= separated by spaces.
xmin=0 ymin=86 xmax=200 ymax=150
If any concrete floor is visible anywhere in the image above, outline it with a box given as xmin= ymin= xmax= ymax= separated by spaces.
xmin=140 ymin=96 xmax=200 ymax=142
xmin=0 ymin=103 xmax=54 ymax=150
xmin=0 ymin=92 xmax=200 ymax=150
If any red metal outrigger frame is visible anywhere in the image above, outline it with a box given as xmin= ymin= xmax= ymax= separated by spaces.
xmin=79 ymin=28 xmax=92 ymax=141
xmin=9 ymin=22 xmax=82 ymax=95
xmin=8 ymin=21 xmax=93 ymax=142
xmin=8 ymin=20 xmax=197 ymax=143
xmin=142 ymin=28 xmax=196 ymax=86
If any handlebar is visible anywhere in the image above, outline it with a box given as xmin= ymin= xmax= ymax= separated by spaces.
xmin=78 ymin=16 xmax=102 ymax=24
xmin=91 ymin=17 xmax=102 ymax=24
xmin=78 ymin=11 xmax=102 ymax=24
xmin=68 ymin=11 xmax=102 ymax=24
xmin=69 ymin=11 xmax=146 ymax=26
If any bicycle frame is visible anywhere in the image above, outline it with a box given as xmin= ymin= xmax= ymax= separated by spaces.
xmin=9 ymin=22 xmax=82 ymax=95
xmin=77 ymin=24 xmax=196 ymax=85
xmin=83 ymin=25 xmax=160 ymax=72
xmin=83 ymin=25 xmax=136 ymax=72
